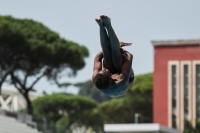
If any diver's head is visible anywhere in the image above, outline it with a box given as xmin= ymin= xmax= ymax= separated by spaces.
xmin=93 ymin=68 xmax=112 ymax=90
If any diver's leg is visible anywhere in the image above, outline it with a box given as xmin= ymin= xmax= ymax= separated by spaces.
xmin=100 ymin=15 xmax=123 ymax=72
xmin=95 ymin=18 xmax=116 ymax=73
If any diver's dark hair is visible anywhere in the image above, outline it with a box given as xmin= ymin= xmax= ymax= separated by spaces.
xmin=93 ymin=73 xmax=110 ymax=89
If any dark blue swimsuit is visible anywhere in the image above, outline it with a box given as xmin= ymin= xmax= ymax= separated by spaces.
xmin=129 ymin=76 xmax=134 ymax=84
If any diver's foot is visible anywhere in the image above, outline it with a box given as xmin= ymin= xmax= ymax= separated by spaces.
xmin=95 ymin=18 xmax=104 ymax=27
xmin=120 ymin=42 xmax=132 ymax=47
xmin=100 ymin=15 xmax=111 ymax=27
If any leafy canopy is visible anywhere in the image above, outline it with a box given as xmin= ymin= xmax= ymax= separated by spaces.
xmin=33 ymin=94 xmax=103 ymax=132
xmin=33 ymin=94 xmax=97 ymax=121
xmin=0 ymin=15 xmax=89 ymax=76
xmin=98 ymin=73 xmax=153 ymax=123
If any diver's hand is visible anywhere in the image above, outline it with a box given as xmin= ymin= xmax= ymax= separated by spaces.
xmin=120 ymin=42 xmax=132 ymax=47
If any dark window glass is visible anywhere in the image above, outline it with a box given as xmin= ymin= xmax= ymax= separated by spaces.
xmin=184 ymin=65 xmax=188 ymax=75
xmin=184 ymin=88 xmax=188 ymax=97
xmin=172 ymin=98 xmax=176 ymax=108
xmin=184 ymin=98 xmax=188 ymax=108
xmin=198 ymin=88 xmax=200 ymax=95
xmin=172 ymin=65 xmax=176 ymax=98
xmin=184 ymin=65 xmax=189 ymax=116
xmin=172 ymin=88 xmax=176 ymax=97
xmin=184 ymin=108 xmax=188 ymax=114
xmin=172 ymin=114 xmax=177 ymax=128
xmin=171 ymin=65 xmax=177 ymax=128
xmin=172 ymin=77 xmax=176 ymax=85
xmin=196 ymin=65 xmax=200 ymax=118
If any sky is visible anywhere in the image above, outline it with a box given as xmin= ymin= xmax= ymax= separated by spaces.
xmin=1 ymin=0 xmax=200 ymax=94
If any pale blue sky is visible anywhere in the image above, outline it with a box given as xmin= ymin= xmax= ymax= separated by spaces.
xmin=1 ymin=0 xmax=200 ymax=94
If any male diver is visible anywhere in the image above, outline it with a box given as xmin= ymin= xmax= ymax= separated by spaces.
xmin=92 ymin=15 xmax=134 ymax=97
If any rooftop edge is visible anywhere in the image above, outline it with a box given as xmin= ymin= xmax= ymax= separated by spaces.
xmin=151 ymin=39 xmax=200 ymax=46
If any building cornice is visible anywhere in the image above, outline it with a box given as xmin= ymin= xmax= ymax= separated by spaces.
xmin=151 ymin=39 xmax=200 ymax=46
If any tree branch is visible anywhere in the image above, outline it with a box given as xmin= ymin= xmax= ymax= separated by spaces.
xmin=55 ymin=79 xmax=72 ymax=88
xmin=28 ymin=72 xmax=46 ymax=91
xmin=0 ymin=60 xmax=17 ymax=94
xmin=12 ymin=80 xmax=23 ymax=94
xmin=10 ymin=72 xmax=25 ymax=90
xmin=24 ymin=71 xmax=30 ymax=87
xmin=0 ymin=72 xmax=9 ymax=94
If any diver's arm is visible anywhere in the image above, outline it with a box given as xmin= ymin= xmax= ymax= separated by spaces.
xmin=119 ymin=51 xmax=133 ymax=84
xmin=92 ymin=51 xmax=103 ymax=81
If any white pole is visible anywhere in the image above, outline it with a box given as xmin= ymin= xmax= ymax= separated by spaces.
xmin=135 ymin=113 xmax=139 ymax=123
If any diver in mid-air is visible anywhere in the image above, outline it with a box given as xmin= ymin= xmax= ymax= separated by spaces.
xmin=92 ymin=15 xmax=134 ymax=97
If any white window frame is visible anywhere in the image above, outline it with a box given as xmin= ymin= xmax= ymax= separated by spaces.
xmin=168 ymin=61 xmax=179 ymax=128
xmin=180 ymin=61 xmax=191 ymax=130
xmin=192 ymin=60 xmax=200 ymax=127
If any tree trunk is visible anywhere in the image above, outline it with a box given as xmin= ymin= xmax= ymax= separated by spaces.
xmin=0 ymin=82 xmax=3 ymax=95
xmin=0 ymin=72 xmax=10 ymax=94
xmin=23 ymin=91 xmax=33 ymax=115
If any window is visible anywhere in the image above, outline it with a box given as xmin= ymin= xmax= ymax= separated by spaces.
xmin=196 ymin=65 xmax=200 ymax=119
xmin=172 ymin=114 xmax=177 ymax=128
xmin=184 ymin=65 xmax=189 ymax=117
xmin=171 ymin=65 xmax=177 ymax=128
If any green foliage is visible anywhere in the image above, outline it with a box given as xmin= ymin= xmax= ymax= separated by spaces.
xmin=33 ymin=94 xmax=96 ymax=121
xmin=183 ymin=119 xmax=194 ymax=133
xmin=56 ymin=109 xmax=104 ymax=132
xmin=76 ymin=80 xmax=112 ymax=103
xmin=127 ymin=73 xmax=153 ymax=122
xmin=98 ymin=98 xmax=132 ymax=123
xmin=195 ymin=120 xmax=200 ymax=133
xmin=98 ymin=73 xmax=153 ymax=123
xmin=83 ymin=109 xmax=104 ymax=131
xmin=33 ymin=73 xmax=153 ymax=132
xmin=0 ymin=15 xmax=88 ymax=75
xmin=0 ymin=15 xmax=89 ymax=114
xmin=183 ymin=120 xmax=200 ymax=133
xmin=56 ymin=117 xmax=71 ymax=128
xmin=128 ymin=72 xmax=153 ymax=94
xmin=33 ymin=94 xmax=104 ymax=132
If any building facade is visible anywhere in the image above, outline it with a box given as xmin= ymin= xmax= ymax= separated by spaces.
xmin=152 ymin=39 xmax=200 ymax=131
xmin=0 ymin=89 xmax=39 ymax=112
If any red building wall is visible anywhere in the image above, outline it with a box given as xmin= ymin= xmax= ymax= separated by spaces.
xmin=153 ymin=45 xmax=200 ymax=126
